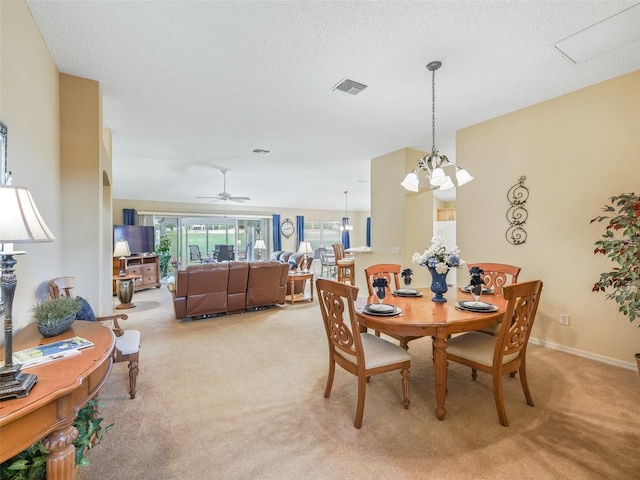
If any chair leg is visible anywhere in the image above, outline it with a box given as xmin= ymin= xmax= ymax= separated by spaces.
xmin=471 ymin=368 xmax=478 ymax=381
xmin=354 ymin=373 xmax=367 ymax=429
xmin=401 ymin=367 xmax=410 ymax=409
xmin=128 ymin=352 xmax=139 ymax=399
xmin=518 ymin=360 xmax=535 ymax=407
xmin=324 ymin=359 xmax=336 ymax=398
xmin=493 ymin=371 xmax=509 ymax=427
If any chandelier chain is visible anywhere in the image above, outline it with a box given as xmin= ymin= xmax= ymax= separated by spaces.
xmin=432 ymin=67 xmax=436 ymax=153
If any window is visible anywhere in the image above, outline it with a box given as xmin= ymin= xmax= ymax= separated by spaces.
xmin=303 ymin=220 xmax=341 ymax=250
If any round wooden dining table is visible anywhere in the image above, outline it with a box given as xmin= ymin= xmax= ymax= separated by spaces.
xmin=355 ymin=287 xmax=508 ymax=421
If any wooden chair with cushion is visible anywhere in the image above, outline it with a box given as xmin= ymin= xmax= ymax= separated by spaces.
xmin=48 ymin=276 xmax=141 ymax=399
xmin=316 ymin=278 xmax=410 ymax=429
xmin=466 ymin=263 xmax=521 ymax=294
xmin=466 ymin=263 xmax=521 ymax=337
xmin=445 ymin=279 xmax=543 ymax=426
xmin=363 ymin=263 xmax=419 ymax=349
xmin=332 ymin=243 xmax=355 ymax=285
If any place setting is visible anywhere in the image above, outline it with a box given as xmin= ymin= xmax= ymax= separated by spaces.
xmin=456 ymin=266 xmax=499 ymax=313
xmin=363 ymin=277 xmax=403 ymax=316
xmin=392 ymin=288 xmax=423 ymax=298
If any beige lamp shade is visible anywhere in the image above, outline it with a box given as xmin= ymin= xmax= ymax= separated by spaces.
xmin=297 ymin=241 xmax=313 ymax=255
xmin=254 ymin=239 xmax=266 ymax=250
xmin=113 ymin=239 xmax=131 ymax=257
xmin=0 ymin=186 xmax=55 ymax=245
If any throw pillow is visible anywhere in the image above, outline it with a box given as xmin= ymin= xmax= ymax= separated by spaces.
xmin=75 ymin=296 xmax=97 ymax=322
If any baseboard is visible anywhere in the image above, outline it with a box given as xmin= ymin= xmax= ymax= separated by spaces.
xmin=529 ymin=337 xmax=636 ymax=371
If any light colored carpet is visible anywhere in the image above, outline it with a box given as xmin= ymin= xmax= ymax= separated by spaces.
xmin=77 ymin=286 xmax=640 ymax=480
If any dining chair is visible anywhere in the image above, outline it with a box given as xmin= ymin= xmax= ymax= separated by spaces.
xmin=332 ymin=243 xmax=355 ymax=285
xmin=363 ymin=263 xmax=419 ymax=349
xmin=48 ymin=276 xmax=141 ymax=399
xmin=445 ymin=279 xmax=543 ymax=426
xmin=316 ymin=278 xmax=410 ymax=429
xmin=319 ymin=248 xmax=336 ymax=278
xmin=465 ymin=263 xmax=521 ymax=294
xmin=466 ymin=263 xmax=521 ymax=336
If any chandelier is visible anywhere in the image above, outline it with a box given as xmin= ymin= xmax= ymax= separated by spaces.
xmin=340 ymin=190 xmax=353 ymax=231
xmin=401 ymin=61 xmax=473 ymax=192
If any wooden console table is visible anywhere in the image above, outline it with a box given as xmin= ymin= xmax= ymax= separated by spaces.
xmin=112 ymin=254 xmax=160 ymax=295
xmin=0 ymin=322 xmax=115 ymax=480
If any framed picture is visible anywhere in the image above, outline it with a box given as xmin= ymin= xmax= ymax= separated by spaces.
xmin=0 ymin=121 xmax=6 ymax=315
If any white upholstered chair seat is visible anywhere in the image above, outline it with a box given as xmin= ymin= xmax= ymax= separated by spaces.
xmin=116 ymin=330 xmax=141 ymax=356
xmin=447 ymin=331 xmax=519 ymax=366
xmin=336 ymin=333 xmax=411 ymax=368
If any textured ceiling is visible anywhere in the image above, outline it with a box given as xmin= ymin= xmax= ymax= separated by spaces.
xmin=26 ymin=0 xmax=640 ymax=212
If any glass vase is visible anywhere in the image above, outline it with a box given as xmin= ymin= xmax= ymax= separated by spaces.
xmin=428 ymin=267 xmax=448 ymax=302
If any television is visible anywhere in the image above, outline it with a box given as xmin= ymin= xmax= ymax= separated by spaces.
xmin=113 ymin=225 xmax=155 ymax=256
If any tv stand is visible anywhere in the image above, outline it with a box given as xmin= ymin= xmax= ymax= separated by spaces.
xmin=112 ymin=254 xmax=160 ymax=295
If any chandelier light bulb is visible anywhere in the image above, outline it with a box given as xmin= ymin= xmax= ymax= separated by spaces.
xmin=401 ymin=172 xmax=420 ymax=192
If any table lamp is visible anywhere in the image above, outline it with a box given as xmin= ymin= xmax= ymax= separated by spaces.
xmin=0 ymin=185 xmax=55 ymax=401
xmin=254 ymin=239 xmax=266 ymax=260
xmin=113 ymin=239 xmax=131 ymax=276
xmin=297 ymin=241 xmax=313 ymax=273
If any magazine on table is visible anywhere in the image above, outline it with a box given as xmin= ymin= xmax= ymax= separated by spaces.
xmin=4 ymin=336 xmax=94 ymax=369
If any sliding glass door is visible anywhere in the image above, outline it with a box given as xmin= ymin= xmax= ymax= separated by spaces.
xmin=152 ymin=215 xmax=270 ymax=278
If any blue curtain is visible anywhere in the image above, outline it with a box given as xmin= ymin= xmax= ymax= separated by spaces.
xmin=272 ymin=214 xmax=281 ymax=251
xmin=366 ymin=217 xmax=371 ymax=247
xmin=123 ymin=209 xmax=136 ymax=225
xmin=341 ymin=217 xmax=351 ymax=249
xmin=296 ymin=215 xmax=304 ymax=249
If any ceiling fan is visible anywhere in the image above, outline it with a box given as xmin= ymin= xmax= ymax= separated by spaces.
xmin=196 ymin=168 xmax=251 ymax=203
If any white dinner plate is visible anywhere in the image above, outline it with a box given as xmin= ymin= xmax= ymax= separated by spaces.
xmin=460 ymin=286 xmax=494 ymax=295
xmin=363 ymin=304 xmax=402 ymax=316
xmin=455 ymin=301 xmax=499 ymax=313
xmin=393 ymin=288 xmax=422 ymax=297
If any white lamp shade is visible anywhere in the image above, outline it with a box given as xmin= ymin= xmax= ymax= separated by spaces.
xmin=401 ymin=172 xmax=419 ymax=192
xmin=429 ymin=167 xmax=447 ymax=186
xmin=113 ymin=239 xmax=131 ymax=257
xmin=0 ymin=186 xmax=55 ymax=243
xmin=439 ymin=176 xmax=455 ymax=190
xmin=456 ymin=168 xmax=474 ymax=186
xmin=254 ymin=239 xmax=266 ymax=250
xmin=297 ymin=241 xmax=313 ymax=255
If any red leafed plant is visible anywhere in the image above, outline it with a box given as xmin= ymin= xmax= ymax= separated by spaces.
xmin=591 ymin=192 xmax=640 ymax=323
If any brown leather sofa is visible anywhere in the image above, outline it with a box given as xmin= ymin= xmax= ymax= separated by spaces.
xmin=170 ymin=260 xmax=289 ymax=319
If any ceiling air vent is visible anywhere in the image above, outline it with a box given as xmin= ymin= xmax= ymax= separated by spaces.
xmin=331 ymin=78 xmax=368 ymax=96
xmin=251 ymin=148 xmax=271 ymax=155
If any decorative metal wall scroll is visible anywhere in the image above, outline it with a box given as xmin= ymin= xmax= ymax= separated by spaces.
xmin=505 ymin=176 xmax=528 ymax=245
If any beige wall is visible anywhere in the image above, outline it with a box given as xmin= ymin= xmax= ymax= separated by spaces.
xmin=1 ymin=1 xmax=61 ymax=330
xmin=60 ymin=74 xmax=113 ymax=313
xmin=456 ymin=70 xmax=640 ymax=367
xmin=368 ymin=148 xmax=434 ymax=290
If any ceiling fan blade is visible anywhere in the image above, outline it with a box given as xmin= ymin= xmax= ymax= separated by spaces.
xmin=196 ymin=196 xmax=222 ymax=201
xmin=229 ymin=196 xmax=251 ymax=202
